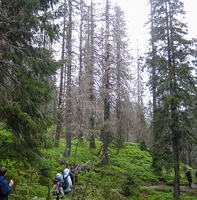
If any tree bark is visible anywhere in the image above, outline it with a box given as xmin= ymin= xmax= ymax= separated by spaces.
xmin=165 ymin=1 xmax=180 ymax=198
xmin=55 ymin=2 xmax=66 ymax=147
xmin=65 ymin=0 xmax=73 ymax=157
xmin=88 ymin=0 xmax=96 ymax=149
xmin=77 ymin=0 xmax=85 ymax=142
xmin=100 ymin=0 xmax=110 ymax=166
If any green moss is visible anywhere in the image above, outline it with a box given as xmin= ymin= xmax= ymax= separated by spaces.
xmin=1 ymin=139 xmax=196 ymax=200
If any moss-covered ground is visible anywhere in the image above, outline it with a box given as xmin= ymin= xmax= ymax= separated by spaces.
xmin=2 ymin=138 xmax=197 ymax=199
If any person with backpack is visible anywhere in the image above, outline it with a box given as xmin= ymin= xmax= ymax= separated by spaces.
xmin=186 ymin=168 xmax=192 ymax=188
xmin=0 ymin=167 xmax=14 ymax=200
xmin=195 ymin=170 xmax=197 ymax=184
xmin=52 ymin=173 xmax=64 ymax=200
xmin=63 ymin=168 xmax=72 ymax=196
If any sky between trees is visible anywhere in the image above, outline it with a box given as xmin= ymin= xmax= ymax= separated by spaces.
xmin=56 ymin=0 xmax=197 ymax=106
xmin=119 ymin=0 xmax=197 ymax=105
xmin=80 ymin=0 xmax=197 ymax=57
xmin=121 ymin=0 xmax=197 ymax=52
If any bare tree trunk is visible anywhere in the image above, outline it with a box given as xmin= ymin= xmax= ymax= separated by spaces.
xmin=65 ymin=0 xmax=73 ymax=157
xmin=136 ymin=46 xmax=147 ymax=143
xmin=150 ymin=0 xmax=157 ymax=120
xmin=116 ymin=36 xmax=122 ymax=144
xmin=77 ymin=0 xmax=85 ymax=142
xmin=116 ymin=69 xmax=122 ymax=155
xmin=55 ymin=2 xmax=66 ymax=147
xmin=100 ymin=0 xmax=110 ymax=165
xmin=88 ymin=0 xmax=96 ymax=149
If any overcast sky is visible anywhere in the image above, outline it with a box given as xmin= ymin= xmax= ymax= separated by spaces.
xmin=120 ymin=0 xmax=197 ymax=52
xmin=117 ymin=0 xmax=197 ymax=103
xmin=84 ymin=0 xmax=196 ymax=103
xmin=84 ymin=0 xmax=197 ymax=50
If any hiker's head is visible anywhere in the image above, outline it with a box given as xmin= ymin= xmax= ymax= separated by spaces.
xmin=56 ymin=173 xmax=62 ymax=180
xmin=64 ymin=168 xmax=70 ymax=176
xmin=0 ymin=167 xmax=7 ymax=176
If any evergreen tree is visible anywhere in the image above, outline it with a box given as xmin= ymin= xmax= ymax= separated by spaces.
xmin=147 ymin=0 xmax=196 ymax=198
xmin=0 ymin=0 xmax=60 ymax=152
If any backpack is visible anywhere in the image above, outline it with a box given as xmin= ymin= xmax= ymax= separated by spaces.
xmin=185 ymin=171 xmax=189 ymax=177
xmin=69 ymin=172 xmax=75 ymax=185
xmin=52 ymin=179 xmax=61 ymax=196
xmin=62 ymin=175 xmax=68 ymax=190
xmin=62 ymin=172 xmax=75 ymax=189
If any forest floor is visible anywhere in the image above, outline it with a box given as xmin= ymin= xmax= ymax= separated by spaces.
xmin=146 ymin=182 xmax=197 ymax=191
xmin=180 ymin=184 xmax=197 ymax=191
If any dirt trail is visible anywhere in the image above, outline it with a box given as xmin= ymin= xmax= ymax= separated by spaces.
xmin=180 ymin=184 xmax=197 ymax=191
xmin=146 ymin=183 xmax=197 ymax=191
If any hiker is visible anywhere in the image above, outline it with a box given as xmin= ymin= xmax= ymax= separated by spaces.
xmin=52 ymin=173 xmax=64 ymax=200
xmin=0 ymin=167 xmax=14 ymax=200
xmin=195 ymin=170 xmax=197 ymax=184
xmin=186 ymin=168 xmax=192 ymax=188
xmin=63 ymin=168 xmax=72 ymax=196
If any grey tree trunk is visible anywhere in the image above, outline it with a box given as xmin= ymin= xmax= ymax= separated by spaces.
xmin=55 ymin=2 xmax=66 ymax=147
xmin=88 ymin=0 xmax=96 ymax=149
xmin=65 ymin=0 xmax=73 ymax=157
xmin=77 ymin=0 xmax=85 ymax=142
xmin=100 ymin=0 xmax=110 ymax=165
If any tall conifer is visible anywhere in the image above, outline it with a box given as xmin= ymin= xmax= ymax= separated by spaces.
xmin=0 ymin=0 xmax=60 ymax=151
xmin=147 ymin=0 xmax=196 ymax=198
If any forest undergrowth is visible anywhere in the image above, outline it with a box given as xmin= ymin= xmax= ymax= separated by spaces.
xmin=1 ymin=138 xmax=197 ymax=200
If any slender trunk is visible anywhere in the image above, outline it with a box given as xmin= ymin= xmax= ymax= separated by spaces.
xmin=77 ymin=0 xmax=84 ymax=142
xmin=89 ymin=0 xmax=96 ymax=149
xmin=55 ymin=3 xmax=66 ymax=147
xmin=165 ymin=1 xmax=180 ymax=198
xmin=100 ymin=0 xmax=110 ymax=165
xmin=136 ymin=46 xmax=141 ymax=142
xmin=173 ymin=136 xmax=180 ymax=199
xmin=116 ymin=38 xmax=122 ymax=142
xmin=150 ymin=0 xmax=161 ymax=174
xmin=65 ymin=0 xmax=72 ymax=157
xmin=150 ymin=0 xmax=157 ymax=123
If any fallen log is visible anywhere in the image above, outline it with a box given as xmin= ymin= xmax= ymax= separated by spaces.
xmin=57 ymin=159 xmax=122 ymax=177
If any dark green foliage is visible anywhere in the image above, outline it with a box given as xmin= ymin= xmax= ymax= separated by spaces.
xmin=0 ymin=0 xmax=61 ymax=152
xmin=140 ymin=187 xmax=174 ymax=200
xmin=0 ymin=123 xmax=13 ymax=146
xmin=139 ymin=141 xmax=148 ymax=151
xmin=1 ymin=139 xmax=197 ymax=199
xmin=147 ymin=2 xmax=196 ymax=191
xmin=121 ymin=173 xmax=141 ymax=198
